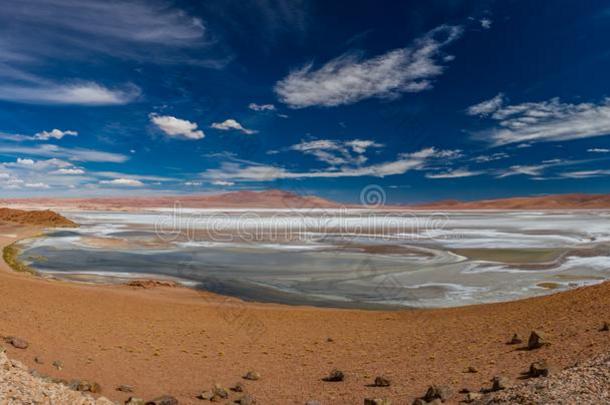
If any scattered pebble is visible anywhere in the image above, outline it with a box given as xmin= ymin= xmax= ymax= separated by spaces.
xmin=491 ymin=376 xmax=511 ymax=391
xmin=52 ymin=360 xmax=64 ymax=370
xmin=117 ymin=384 xmax=135 ymax=393
xmin=466 ymin=366 xmax=478 ymax=373
xmin=34 ymin=356 xmax=43 ymax=364
xmin=322 ymin=369 xmax=344 ymax=382
xmin=243 ymin=370 xmax=260 ymax=381
xmin=364 ymin=399 xmax=391 ymax=405
xmin=5 ymin=336 xmax=29 ymax=349
xmin=373 ymin=376 xmax=391 ymax=387
xmin=422 ymin=385 xmax=453 ymax=402
xmin=145 ymin=396 xmax=179 ymax=405
xmin=528 ymin=360 xmax=550 ymax=378
xmin=125 ymin=398 xmax=145 ymax=405
xmin=507 ymin=333 xmax=522 ymax=345
xmin=601 ymin=322 xmax=609 ymax=332
xmin=236 ymin=394 xmax=256 ymax=404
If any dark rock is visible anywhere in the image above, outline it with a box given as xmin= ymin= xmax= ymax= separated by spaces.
xmin=117 ymin=384 xmax=135 ymax=393
xmin=5 ymin=337 xmax=28 ymax=349
xmin=423 ymin=385 xmax=453 ymax=402
xmin=466 ymin=366 xmax=478 ymax=373
xmin=125 ymin=398 xmax=145 ymax=405
xmin=322 ymin=368 xmax=344 ymax=382
xmin=527 ymin=330 xmax=549 ymax=350
xmin=507 ymin=333 xmax=522 ymax=345
xmin=528 ymin=360 xmax=550 ymax=378
xmin=600 ymin=322 xmax=609 ymax=332
xmin=34 ymin=356 xmax=44 ymax=364
xmin=373 ymin=376 xmax=391 ymax=387
xmin=211 ymin=384 xmax=229 ymax=401
xmin=231 ymin=382 xmax=245 ymax=392
xmin=243 ymin=370 xmax=260 ymax=381
xmin=145 ymin=396 xmax=178 ymax=405
xmin=411 ymin=400 xmax=426 ymax=405
xmin=236 ymin=394 xmax=256 ymax=405
xmin=52 ymin=360 xmax=63 ymax=370
xmin=364 ymin=399 xmax=391 ymax=405
xmin=491 ymin=376 xmax=511 ymax=391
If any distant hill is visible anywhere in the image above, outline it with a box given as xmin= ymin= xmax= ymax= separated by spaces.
xmin=411 ymin=193 xmax=610 ymax=210
xmin=0 ymin=190 xmax=341 ymax=210
xmin=0 ymin=208 xmax=77 ymax=227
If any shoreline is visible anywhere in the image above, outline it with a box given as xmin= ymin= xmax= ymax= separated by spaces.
xmin=3 ymin=223 xmax=610 ymax=403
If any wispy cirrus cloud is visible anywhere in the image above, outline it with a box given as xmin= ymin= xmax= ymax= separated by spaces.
xmin=0 ymin=144 xmax=128 ymax=163
xmin=467 ymin=95 xmax=610 ymax=145
xmin=275 ymin=25 xmax=462 ymax=108
xmin=426 ymin=168 xmax=484 ymax=179
xmin=201 ymin=147 xmax=461 ymax=182
xmin=289 ymin=139 xmax=383 ymax=166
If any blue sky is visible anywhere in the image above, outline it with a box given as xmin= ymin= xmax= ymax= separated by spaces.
xmin=1 ymin=0 xmax=610 ymax=203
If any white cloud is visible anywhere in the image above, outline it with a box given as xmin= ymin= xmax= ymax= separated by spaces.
xmin=54 ymin=168 xmax=85 ymax=175
xmin=480 ymin=18 xmax=492 ymax=29
xmin=248 ymin=103 xmax=276 ymax=112
xmin=275 ymin=25 xmax=462 ymax=108
xmin=588 ymin=148 xmax=610 ymax=153
xmin=469 ymin=97 xmax=610 ymax=145
xmin=34 ymin=129 xmax=78 ymax=140
xmin=24 ymin=182 xmax=49 ymax=189
xmin=200 ymin=147 xmax=460 ymax=182
xmin=211 ymin=119 xmax=257 ymax=135
xmin=100 ymin=178 xmax=144 ymax=187
xmin=211 ymin=180 xmax=235 ymax=186
xmin=184 ymin=181 xmax=202 ymax=186
xmin=466 ymin=93 xmax=505 ymax=116
xmin=149 ymin=114 xmax=205 ymax=140
xmin=16 ymin=158 xmax=34 ymax=166
xmin=426 ymin=168 xmax=484 ymax=179
xmin=0 ymin=82 xmax=140 ymax=106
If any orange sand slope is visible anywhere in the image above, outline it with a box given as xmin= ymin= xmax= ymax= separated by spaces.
xmin=1 ymin=220 xmax=610 ymax=404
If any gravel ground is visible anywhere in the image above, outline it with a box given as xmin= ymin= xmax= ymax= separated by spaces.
xmin=0 ymin=350 xmax=114 ymax=404
xmin=476 ymin=352 xmax=610 ymax=404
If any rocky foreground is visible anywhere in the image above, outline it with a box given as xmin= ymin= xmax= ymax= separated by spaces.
xmin=474 ymin=351 xmax=610 ymax=404
xmin=0 ymin=349 xmax=113 ymax=404
xmin=0 ymin=207 xmax=76 ymax=227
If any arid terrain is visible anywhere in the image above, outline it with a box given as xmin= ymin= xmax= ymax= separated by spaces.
xmin=1 ymin=207 xmax=610 ymax=404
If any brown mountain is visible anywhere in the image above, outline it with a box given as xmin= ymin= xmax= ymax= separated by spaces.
xmin=412 ymin=193 xmax=610 ymax=210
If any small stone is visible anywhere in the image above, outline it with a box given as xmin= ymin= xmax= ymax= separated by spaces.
xmin=125 ymin=398 xmax=145 ymax=405
xmin=527 ymin=330 xmax=549 ymax=350
xmin=528 ymin=360 xmax=550 ymax=378
xmin=231 ymin=382 xmax=245 ymax=392
xmin=243 ymin=370 xmax=260 ymax=381
xmin=6 ymin=337 xmax=28 ymax=349
xmin=34 ymin=356 xmax=43 ymax=364
xmin=411 ymin=400 xmax=426 ymax=405
xmin=145 ymin=396 xmax=178 ymax=405
xmin=117 ymin=384 xmax=135 ymax=393
xmin=373 ymin=376 xmax=391 ymax=387
xmin=197 ymin=391 xmax=214 ymax=400
xmin=364 ymin=399 xmax=391 ymax=405
xmin=491 ymin=376 xmax=511 ymax=391
xmin=211 ymin=384 xmax=228 ymax=401
xmin=326 ymin=337 xmax=334 ymax=342
xmin=305 ymin=401 xmax=321 ymax=405
xmin=52 ymin=360 xmax=64 ymax=370
xmin=72 ymin=380 xmax=102 ymax=393
xmin=423 ymin=385 xmax=453 ymax=402
xmin=466 ymin=366 xmax=478 ymax=373
xmin=323 ymin=368 xmax=344 ymax=382
xmin=464 ymin=392 xmax=482 ymax=403
xmin=236 ymin=394 xmax=256 ymax=405
xmin=600 ymin=322 xmax=609 ymax=332
xmin=507 ymin=333 xmax=522 ymax=345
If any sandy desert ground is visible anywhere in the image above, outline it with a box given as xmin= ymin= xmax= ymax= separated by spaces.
xmin=2 ymin=218 xmax=610 ymax=404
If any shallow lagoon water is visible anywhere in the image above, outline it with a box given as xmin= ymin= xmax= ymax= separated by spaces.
xmin=17 ymin=209 xmax=610 ymax=308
